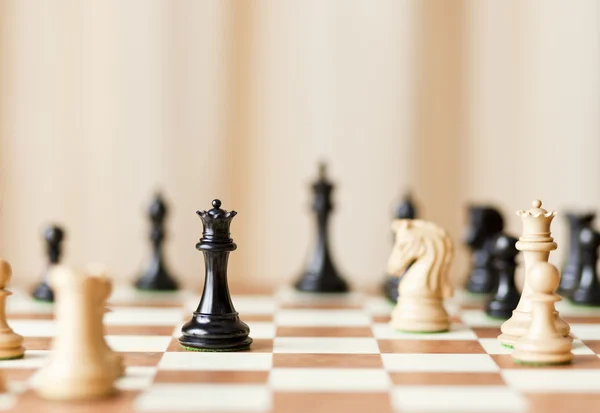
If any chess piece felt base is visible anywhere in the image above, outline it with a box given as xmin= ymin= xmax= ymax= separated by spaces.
xmin=32 ymin=281 xmax=54 ymax=302
xmin=179 ymin=313 xmax=253 ymax=351
xmin=466 ymin=269 xmax=495 ymax=294
xmin=391 ymin=296 xmax=450 ymax=333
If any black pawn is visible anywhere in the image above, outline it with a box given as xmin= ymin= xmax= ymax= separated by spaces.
xmin=486 ymin=233 xmax=520 ymax=319
xmin=179 ymin=199 xmax=252 ymax=351
xmin=383 ymin=192 xmax=416 ymax=303
xmin=464 ymin=206 xmax=504 ymax=294
xmin=32 ymin=225 xmax=65 ymax=302
xmin=135 ymin=194 xmax=179 ymax=291
xmin=295 ymin=163 xmax=349 ymax=293
xmin=570 ymin=227 xmax=600 ymax=306
xmin=559 ymin=212 xmax=595 ymax=296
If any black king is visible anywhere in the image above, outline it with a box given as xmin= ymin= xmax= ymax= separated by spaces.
xmin=295 ymin=163 xmax=349 ymax=293
xmin=179 ymin=199 xmax=252 ymax=351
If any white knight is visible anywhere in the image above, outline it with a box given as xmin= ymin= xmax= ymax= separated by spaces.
xmin=387 ymin=219 xmax=453 ymax=333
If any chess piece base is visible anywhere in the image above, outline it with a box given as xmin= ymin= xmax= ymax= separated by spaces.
xmin=36 ymin=377 xmax=117 ymax=401
xmin=32 ymin=281 xmax=54 ymax=302
xmin=512 ymin=336 xmax=573 ymax=365
xmin=135 ymin=258 xmax=178 ymax=291
xmin=135 ymin=273 xmax=178 ymax=292
xmin=391 ymin=296 xmax=449 ymax=333
xmin=499 ymin=309 xmax=570 ymax=347
xmin=0 ymin=330 xmax=24 ymax=360
xmin=179 ymin=313 xmax=253 ymax=351
xmin=295 ymin=271 xmax=349 ymax=293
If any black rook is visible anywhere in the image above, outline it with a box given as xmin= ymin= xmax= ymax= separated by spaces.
xmin=179 ymin=199 xmax=252 ymax=351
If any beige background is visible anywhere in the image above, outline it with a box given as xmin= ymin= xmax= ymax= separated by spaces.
xmin=0 ymin=1 xmax=599 ymax=292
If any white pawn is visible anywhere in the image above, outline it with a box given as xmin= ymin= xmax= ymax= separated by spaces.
xmin=512 ymin=262 xmax=572 ymax=365
xmin=0 ymin=260 xmax=25 ymax=360
xmin=35 ymin=266 xmax=117 ymax=400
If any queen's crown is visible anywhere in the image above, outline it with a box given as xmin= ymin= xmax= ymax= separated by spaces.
xmin=516 ymin=199 xmax=556 ymax=243
xmin=197 ymin=199 xmax=237 ymax=244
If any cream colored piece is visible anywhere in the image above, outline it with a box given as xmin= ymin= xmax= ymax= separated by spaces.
xmin=89 ymin=272 xmax=125 ymax=378
xmin=0 ymin=261 xmax=25 ymax=360
xmin=499 ymin=200 xmax=570 ymax=347
xmin=35 ymin=266 xmax=117 ymax=401
xmin=388 ymin=219 xmax=453 ymax=333
xmin=512 ymin=262 xmax=572 ymax=365
xmin=0 ymin=371 xmax=6 ymax=393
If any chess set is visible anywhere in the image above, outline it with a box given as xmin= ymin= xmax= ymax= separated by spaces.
xmin=0 ymin=164 xmax=599 ymax=413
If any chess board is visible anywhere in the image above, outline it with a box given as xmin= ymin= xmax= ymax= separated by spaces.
xmin=1 ymin=286 xmax=600 ymax=413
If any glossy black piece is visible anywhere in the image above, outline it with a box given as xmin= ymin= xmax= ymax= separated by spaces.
xmin=135 ymin=193 xmax=179 ymax=291
xmin=32 ymin=225 xmax=65 ymax=302
xmin=559 ymin=212 xmax=595 ymax=296
xmin=464 ymin=206 xmax=504 ymax=294
xmin=486 ymin=233 xmax=520 ymax=319
xmin=383 ymin=192 xmax=417 ymax=303
xmin=570 ymin=227 xmax=600 ymax=306
xmin=179 ymin=199 xmax=252 ymax=351
xmin=295 ymin=164 xmax=349 ymax=293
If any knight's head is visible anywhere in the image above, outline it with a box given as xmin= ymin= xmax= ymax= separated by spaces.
xmin=463 ymin=206 xmax=504 ymax=248
xmin=387 ymin=219 xmax=426 ymax=275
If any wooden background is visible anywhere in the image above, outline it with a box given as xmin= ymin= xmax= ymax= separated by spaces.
xmin=0 ymin=1 xmax=598 ymax=291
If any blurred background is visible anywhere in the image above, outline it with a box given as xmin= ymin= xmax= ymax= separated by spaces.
xmin=0 ymin=1 xmax=599 ymax=292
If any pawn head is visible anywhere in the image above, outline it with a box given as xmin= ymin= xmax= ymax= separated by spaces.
xmin=0 ymin=260 xmax=11 ymax=289
xmin=528 ymin=261 xmax=560 ymax=294
xmin=44 ymin=225 xmax=65 ymax=245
